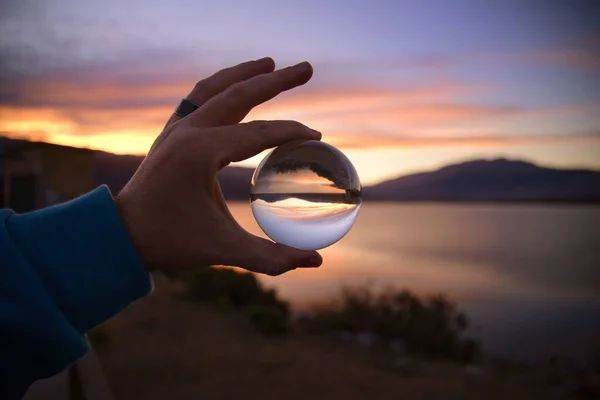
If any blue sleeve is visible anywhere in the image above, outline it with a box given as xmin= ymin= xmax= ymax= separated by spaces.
xmin=0 ymin=186 xmax=153 ymax=399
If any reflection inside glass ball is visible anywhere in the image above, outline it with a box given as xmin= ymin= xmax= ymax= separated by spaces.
xmin=250 ymin=140 xmax=362 ymax=250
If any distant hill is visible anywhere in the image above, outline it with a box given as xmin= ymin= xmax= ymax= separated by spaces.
xmin=0 ymin=137 xmax=254 ymax=199
xmin=93 ymin=150 xmax=254 ymax=198
xmin=93 ymin=151 xmax=145 ymax=194
xmin=3 ymin=137 xmax=599 ymax=202
xmin=363 ymin=159 xmax=600 ymax=202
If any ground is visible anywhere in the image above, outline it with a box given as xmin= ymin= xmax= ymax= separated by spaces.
xmin=93 ymin=275 xmax=571 ymax=400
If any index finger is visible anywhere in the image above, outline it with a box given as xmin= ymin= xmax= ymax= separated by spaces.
xmin=189 ymin=61 xmax=314 ymax=127
xmin=206 ymin=120 xmax=321 ymax=165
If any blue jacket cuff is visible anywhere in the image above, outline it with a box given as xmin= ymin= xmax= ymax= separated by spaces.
xmin=6 ymin=185 xmax=153 ymax=333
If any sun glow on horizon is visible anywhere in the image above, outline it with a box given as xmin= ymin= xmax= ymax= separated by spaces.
xmin=1 ymin=87 xmax=599 ymax=185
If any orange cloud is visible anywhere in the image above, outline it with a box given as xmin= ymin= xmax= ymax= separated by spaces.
xmin=3 ymin=77 xmax=190 ymax=109
xmin=1 ymin=58 xmax=598 ymax=159
xmin=250 ymin=88 xmax=599 ymax=141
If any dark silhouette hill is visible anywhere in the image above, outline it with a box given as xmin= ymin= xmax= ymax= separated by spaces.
xmin=93 ymin=151 xmax=144 ymax=194
xmin=93 ymin=150 xmax=254 ymax=197
xmin=363 ymin=159 xmax=600 ymax=202
xmin=3 ymin=137 xmax=599 ymax=202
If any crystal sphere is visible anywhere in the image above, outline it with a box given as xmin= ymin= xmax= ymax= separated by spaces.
xmin=250 ymin=140 xmax=362 ymax=250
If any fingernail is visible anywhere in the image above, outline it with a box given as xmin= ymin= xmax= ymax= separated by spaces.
xmin=299 ymin=255 xmax=322 ymax=267
xmin=310 ymin=129 xmax=322 ymax=139
xmin=256 ymin=56 xmax=274 ymax=64
xmin=293 ymin=61 xmax=312 ymax=71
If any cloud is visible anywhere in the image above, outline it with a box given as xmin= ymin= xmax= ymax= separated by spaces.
xmin=0 ymin=49 xmax=213 ymax=108
xmin=325 ymin=131 xmax=600 ymax=149
xmin=521 ymin=49 xmax=600 ymax=72
xmin=250 ymin=86 xmax=599 ymax=141
xmin=1 ymin=48 xmax=598 ymax=157
xmin=483 ymin=32 xmax=600 ymax=72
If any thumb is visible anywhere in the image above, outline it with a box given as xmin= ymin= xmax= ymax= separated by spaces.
xmin=226 ymin=229 xmax=323 ymax=276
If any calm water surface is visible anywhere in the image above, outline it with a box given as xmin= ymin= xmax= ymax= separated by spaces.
xmin=228 ymin=202 xmax=600 ymax=360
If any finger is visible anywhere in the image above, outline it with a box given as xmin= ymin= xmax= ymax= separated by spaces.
xmin=225 ymin=228 xmax=323 ymax=276
xmin=189 ymin=61 xmax=314 ymax=127
xmin=150 ymin=58 xmax=276 ymax=154
xmin=167 ymin=57 xmax=276 ymax=126
xmin=209 ymin=120 xmax=321 ymax=165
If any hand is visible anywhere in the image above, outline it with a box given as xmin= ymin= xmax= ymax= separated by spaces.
xmin=115 ymin=58 xmax=323 ymax=276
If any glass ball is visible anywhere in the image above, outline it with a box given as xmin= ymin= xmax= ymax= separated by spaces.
xmin=250 ymin=140 xmax=362 ymax=250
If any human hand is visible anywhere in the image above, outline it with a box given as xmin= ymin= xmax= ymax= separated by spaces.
xmin=115 ymin=58 xmax=323 ymax=276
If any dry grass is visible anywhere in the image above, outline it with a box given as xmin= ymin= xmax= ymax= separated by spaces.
xmin=94 ymin=275 xmax=556 ymax=400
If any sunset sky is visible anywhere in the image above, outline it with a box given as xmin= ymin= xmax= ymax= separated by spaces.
xmin=1 ymin=0 xmax=599 ymax=184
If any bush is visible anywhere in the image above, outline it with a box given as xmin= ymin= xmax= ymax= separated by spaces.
xmin=306 ymin=286 xmax=480 ymax=362
xmin=181 ymin=266 xmax=290 ymax=335
xmin=246 ymin=305 xmax=290 ymax=336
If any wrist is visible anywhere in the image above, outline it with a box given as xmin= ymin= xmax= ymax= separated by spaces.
xmin=114 ymin=192 xmax=154 ymax=272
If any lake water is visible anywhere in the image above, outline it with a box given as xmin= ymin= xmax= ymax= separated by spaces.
xmin=227 ymin=202 xmax=600 ymax=361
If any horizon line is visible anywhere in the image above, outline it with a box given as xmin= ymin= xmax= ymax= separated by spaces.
xmin=2 ymin=135 xmax=599 ymax=187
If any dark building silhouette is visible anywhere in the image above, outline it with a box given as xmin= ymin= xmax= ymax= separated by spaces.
xmin=0 ymin=138 xmax=94 ymax=213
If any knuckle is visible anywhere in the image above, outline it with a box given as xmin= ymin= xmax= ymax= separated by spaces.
xmin=277 ymin=120 xmax=305 ymax=134
xmin=248 ymin=120 xmax=270 ymax=131
xmin=269 ymin=265 xmax=286 ymax=277
xmin=215 ymin=65 xmax=235 ymax=78
xmin=287 ymin=120 xmax=305 ymax=131
xmin=219 ymin=90 xmax=242 ymax=111
xmin=274 ymin=70 xmax=289 ymax=83
xmin=188 ymin=84 xmax=214 ymax=105
xmin=258 ymin=248 xmax=290 ymax=276
xmin=228 ymin=83 xmax=251 ymax=100
xmin=192 ymin=79 xmax=211 ymax=96
xmin=203 ymin=69 xmax=231 ymax=90
xmin=274 ymin=252 xmax=292 ymax=273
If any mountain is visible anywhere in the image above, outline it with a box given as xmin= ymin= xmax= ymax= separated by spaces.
xmin=3 ymin=137 xmax=599 ymax=202
xmin=93 ymin=151 xmax=145 ymax=194
xmin=0 ymin=137 xmax=255 ymax=199
xmin=364 ymin=159 xmax=600 ymax=202
xmin=93 ymin=150 xmax=254 ymax=198
xmin=77 ymin=152 xmax=600 ymax=203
